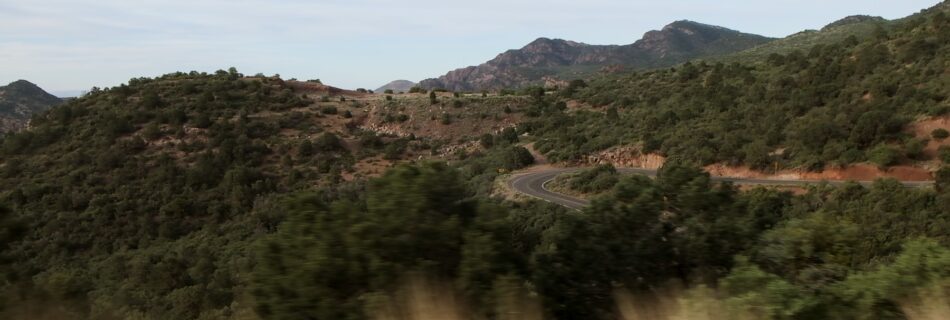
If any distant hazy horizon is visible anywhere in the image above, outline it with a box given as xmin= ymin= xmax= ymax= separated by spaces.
xmin=0 ymin=0 xmax=941 ymax=93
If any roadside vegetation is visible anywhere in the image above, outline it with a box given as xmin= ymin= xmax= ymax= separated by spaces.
xmin=545 ymin=165 xmax=621 ymax=198
xmin=250 ymin=162 xmax=950 ymax=319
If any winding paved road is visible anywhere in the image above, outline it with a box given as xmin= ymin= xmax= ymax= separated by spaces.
xmin=508 ymin=167 xmax=936 ymax=210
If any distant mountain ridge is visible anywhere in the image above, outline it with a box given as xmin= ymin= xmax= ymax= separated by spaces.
xmin=419 ymin=20 xmax=774 ymax=91
xmin=708 ymin=14 xmax=893 ymax=63
xmin=0 ymin=80 xmax=62 ymax=132
xmin=822 ymin=15 xmax=887 ymax=31
xmin=375 ymin=80 xmax=417 ymax=93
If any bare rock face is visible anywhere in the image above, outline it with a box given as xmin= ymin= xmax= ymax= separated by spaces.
xmin=0 ymin=80 xmax=63 ymax=132
xmin=419 ymin=21 xmax=773 ymax=92
xmin=583 ymin=145 xmax=667 ymax=169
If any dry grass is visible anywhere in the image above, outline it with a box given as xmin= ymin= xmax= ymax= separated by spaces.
xmin=614 ymin=286 xmax=744 ymax=320
xmin=615 ymin=283 xmax=950 ymax=320
xmin=369 ymin=275 xmax=542 ymax=320
xmin=899 ymin=283 xmax=950 ymax=320
xmin=5 ymin=279 xmax=946 ymax=319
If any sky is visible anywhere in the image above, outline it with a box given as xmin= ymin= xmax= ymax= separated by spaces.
xmin=0 ymin=0 xmax=941 ymax=96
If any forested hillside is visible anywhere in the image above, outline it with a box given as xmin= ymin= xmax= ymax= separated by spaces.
xmin=0 ymin=2 xmax=948 ymax=320
xmin=0 ymin=71 xmax=346 ymax=319
xmin=528 ymin=3 xmax=949 ymax=171
xmin=0 ymin=68 xmax=542 ymax=319
xmin=714 ymin=15 xmax=891 ymax=63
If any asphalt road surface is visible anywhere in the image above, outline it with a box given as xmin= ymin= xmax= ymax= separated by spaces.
xmin=508 ymin=167 xmax=935 ymax=210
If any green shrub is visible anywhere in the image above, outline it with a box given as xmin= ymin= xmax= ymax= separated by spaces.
xmin=314 ymin=132 xmax=342 ymax=151
xmin=141 ymin=123 xmax=162 ymax=140
xmin=297 ymin=140 xmax=314 ymax=157
xmin=479 ymin=133 xmax=494 ymax=149
xmin=382 ymin=140 xmax=407 ymax=160
xmin=568 ymin=164 xmax=619 ymax=193
xmin=320 ymin=105 xmax=338 ymax=115
xmin=868 ymin=144 xmax=900 ymax=168
xmin=499 ymin=146 xmax=534 ymax=170
xmin=939 ymin=146 xmax=950 ymax=163
xmin=496 ymin=127 xmax=519 ymax=145
xmin=359 ymin=132 xmax=383 ymax=149
xmin=937 ymin=166 xmax=950 ymax=192
xmin=932 ymin=128 xmax=949 ymax=140
xmin=904 ymin=138 xmax=928 ymax=160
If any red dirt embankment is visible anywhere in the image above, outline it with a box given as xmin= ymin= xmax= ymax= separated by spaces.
xmin=585 ymin=146 xmax=934 ymax=182
xmin=909 ymin=115 xmax=950 ymax=160
xmin=707 ymin=164 xmax=932 ymax=182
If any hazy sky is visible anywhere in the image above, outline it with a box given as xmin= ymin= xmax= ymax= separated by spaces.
xmin=0 ymin=0 xmax=940 ymax=95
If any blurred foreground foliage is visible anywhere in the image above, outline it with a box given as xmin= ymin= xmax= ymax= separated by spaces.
xmin=251 ymin=162 xmax=950 ymax=319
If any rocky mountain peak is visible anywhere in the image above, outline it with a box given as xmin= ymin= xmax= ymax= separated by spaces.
xmin=634 ymin=20 xmax=771 ymax=56
xmin=641 ymin=20 xmax=735 ymax=45
xmin=523 ymin=37 xmax=587 ymax=51
xmin=418 ymin=20 xmax=773 ymax=92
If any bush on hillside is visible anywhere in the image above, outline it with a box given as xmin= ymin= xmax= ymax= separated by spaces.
xmin=932 ymin=128 xmax=949 ymax=140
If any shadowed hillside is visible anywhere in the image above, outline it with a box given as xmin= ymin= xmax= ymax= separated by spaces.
xmin=0 ymin=80 xmax=62 ymax=133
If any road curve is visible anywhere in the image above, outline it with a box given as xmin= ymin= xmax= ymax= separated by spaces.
xmin=508 ymin=167 xmax=935 ymax=210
